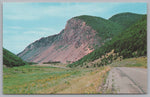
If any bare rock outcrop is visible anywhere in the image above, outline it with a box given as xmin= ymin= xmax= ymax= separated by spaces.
xmin=18 ymin=18 xmax=101 ymax=63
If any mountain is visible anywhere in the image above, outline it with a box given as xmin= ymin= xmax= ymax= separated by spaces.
xmin=18 ymin=12 xmax=145 ymax=64
xmin=74 ymin=15 xmax=123 ymax=40
xmin=3 ymin=48 xmax=27 ymax=67
xmin=18 ymin=16 xmax=113 ymax=64
xmin=68 ymin=15 xmax=147 ymax=67
xmin=109 ymin=12 xmax=144 ymax=29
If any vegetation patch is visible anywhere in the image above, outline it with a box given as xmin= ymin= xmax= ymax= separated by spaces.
xmin=43 ymin=61 xmax=61 ymax=64
xmin=110 ymin=57 xmax=147 ymax=68
xmin=3 ymin=64 xmax=110 ymax=94
xmin=3 ymin=48 xmax=27 ymax=67
xmin=74 ymin=15 xmax=123 ymax=40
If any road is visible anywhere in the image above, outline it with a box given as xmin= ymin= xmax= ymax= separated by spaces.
xmin=103 ymin=67 xmax=147 ymax=94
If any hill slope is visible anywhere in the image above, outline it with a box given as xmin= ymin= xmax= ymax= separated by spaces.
xmin=18 ymin=12 xmax=145 ymax=64
xmin=109 ymin=12 xmax=144 ymax=29
xmin=3 ymin=48 xmax=27 ymax=67
xmin=68 ymin=15 xmax=147 ymax=67
xmin=74 ymin=15 xmax=123 ymax=40
xmin=18 ymin=15 xmax=122 ymax=64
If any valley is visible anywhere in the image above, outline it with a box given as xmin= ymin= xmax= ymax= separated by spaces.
xmin=3 ymin=57 xmax=147 ymax=94
xmin=3 ymin=12 xmax=147 ymax=94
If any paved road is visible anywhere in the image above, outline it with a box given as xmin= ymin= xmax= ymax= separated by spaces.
xmin=103 ymin=67 xmax=147 ymax=94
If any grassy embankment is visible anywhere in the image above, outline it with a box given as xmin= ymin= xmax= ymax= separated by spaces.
xmin=3 ymin=65 xmax=110 ymax=94
xmin=110 ymin=57 xmax=147 ymax=68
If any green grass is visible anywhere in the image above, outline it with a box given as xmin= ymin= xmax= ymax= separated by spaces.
xmin=3 ymin=65 xmax=104 ymax=94
xmin=110 ymin=57 xmax=147 ymax=68
xmin=4 ymin=65 xmax=68 ymax=94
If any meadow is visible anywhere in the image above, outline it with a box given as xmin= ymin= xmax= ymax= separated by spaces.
xmin=3 ymin=64 xmax=110 ymax=94
xmin=3 ymin=57 xmax=146 ymax=94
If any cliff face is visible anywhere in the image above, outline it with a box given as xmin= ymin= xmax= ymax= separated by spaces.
xmin=18 ymin=13 xmax=145 ymax=64
xmin=18 ymin=18 xmax=101 ymax=63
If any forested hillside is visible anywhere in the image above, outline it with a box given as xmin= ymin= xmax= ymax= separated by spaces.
xmin=3 ymin=48 xmax=27 ymax=67
xmin=74 ymin=15 xmax=123 ymax=40
xmin=75 ymin=13 xmax=144 ymax=41
xmin=109 ymin=12 xmax=144 ymax=29
xmin=68 ymin=15 xmax=147 ymax=68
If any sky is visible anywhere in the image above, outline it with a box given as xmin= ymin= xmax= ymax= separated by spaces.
xmin=3 ymin=2 xmax=147 ymax=54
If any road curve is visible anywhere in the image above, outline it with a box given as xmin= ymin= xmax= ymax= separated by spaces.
xmin=103 ymin=67 xmax=147 ymax=94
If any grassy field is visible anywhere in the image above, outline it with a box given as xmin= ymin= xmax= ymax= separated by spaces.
xmin=3 ymin=57 xmax=147 ymax=94
xmin=3 ymin=65 xmax=110 ymax=94
xmin=110 ymin=56 xmax=147 ymax=68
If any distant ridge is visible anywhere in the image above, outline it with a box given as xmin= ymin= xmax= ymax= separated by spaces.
xmin=109 ymin=12 xmax=144 ymax=29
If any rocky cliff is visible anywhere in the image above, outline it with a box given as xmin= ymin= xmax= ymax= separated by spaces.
xmin=18 ymin=13 xmax=145 ymax=65
xmin=18 ymin=18 xmax=101 ymax=63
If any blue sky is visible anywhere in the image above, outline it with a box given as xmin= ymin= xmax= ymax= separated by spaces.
xmin=3 ymin=2 xmax=147 ymax=54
